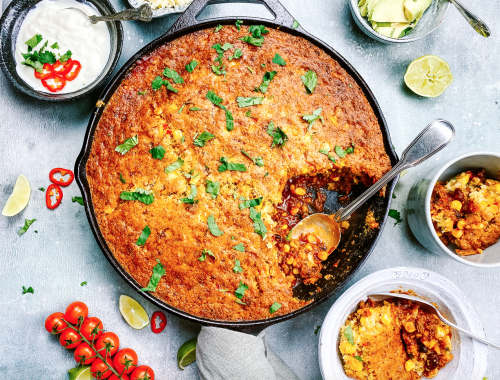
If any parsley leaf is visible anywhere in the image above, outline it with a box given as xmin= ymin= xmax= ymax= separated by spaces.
xmin=136 ymin=225 xmax=151 ymax=246
xmin=207 ymin=215 xmax=224 ymax=236
xmin=165 ymin=157 xmax=184 ymax=174
xmin=59 ymin=50 xmax=72 ymax=62
xmin=206 ymin=180 xmax=220 ymax=199
xmin=152 ymin=76 xmax=164 ymax=90
xmin=50 ymin=42 xmax=59 ymax=49
xmin=22 ymin=286 xmax=34 ymax=295
xmin=235 ymin=281 xmax=249 ymax=299
xmin=319 ymin=149 xmax=336 ymax=163
xmin=272 ymin=53 xmax=286 ymax=66
xmin=233 ymin=243 xmax=245 ymax=252
xmin=249 ymin=207 xmax=267 ymax=238
xmin=149 ymin=145 xmax=166 ymax=159
xmin=233 ymin=259 xmax=244 ymax=273
xmin=303 ymin=108 xmax=323 ymax=131
xmin=115 ymin=135 xmax=138 ymax=155
xmin=239 ymin=35 xmax=265 ymax=47
xmin=344 ymin=325 xmax=355 ymax=345
xmin=239 ymin=197 xmax=263 ymax=210
xmin=335 ymin=143 xmax=355 ymax=158
xmin=119 ymin=173 xmax=126 ymax=183
xmin=301 ymin=70 xmax=318 ymax=94
xmin=266 ymin=122 xmax=289 ymax=148
xmin=237 ymin=96 xmax=264 ymax=107
xmin=269 ymin=302 xmax=282 ymax=313
xmin=206 ymin=90 xmax=223 ymax=106
xmin=228 ymin=48 xmax=243 ymax=61
xmin=163 ymin=67 xmax=184 ymax=84
xmin=72 ymin=196 xmax=84 ymax=205
xmin=215 ymin=24 xmax=223 ymax=32
xmin=235 ymin=20 xmax=243 ymax=31
xmin=193 ymin=131 xmax=215 ymax=147
xmin=185 ymin=60 xmax=198 ymax=73
xmin=25 ymin=34 xmax=43 ymax=50
xmin=255 ymin=71 xmax=277 ymax=93
xmin=120 ymin=188 xmax=154 ymax=205
xmin=241 ymin=149 xmax=264 ymax=167
xmin=389 ymin=209 xmax=402 ymax=226
xmin=218 ymin=157 xmax=247 ymax=172
xmin=292 ymin=20 xmax=300 ymax=29
xmin=19 ymin=218 xmax=36 ymax=236
xmin=180 ymin=185 xmax=198 ymax=204
xmin=140 ymin=258 xmax=165 ymax=291
xmin=199 ymin=248 xmax=215 ymax=262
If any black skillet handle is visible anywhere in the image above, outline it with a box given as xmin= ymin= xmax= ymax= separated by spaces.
xmin=165 ymin=0 xmax=297 ymax=37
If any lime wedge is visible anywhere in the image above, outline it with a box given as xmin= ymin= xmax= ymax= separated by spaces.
xmin=68 ymin=365 xmax=92 ymax=380
xmin=177 ymin=337 xmax=197 ymax=370
xmin=119 ymin=295 xmax=149 ymax=330
xmin=2 ymin=174 xmax=31 ymax=217
xmin=404 ymin=55 xmax=453 ymax=97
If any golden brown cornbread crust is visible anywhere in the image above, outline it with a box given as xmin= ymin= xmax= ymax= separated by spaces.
xmin=86 ymin=26 xmax=391 ymax=321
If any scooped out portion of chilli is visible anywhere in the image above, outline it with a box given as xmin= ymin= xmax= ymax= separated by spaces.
xmin=86 ymin=23 xmax=392 ymax=321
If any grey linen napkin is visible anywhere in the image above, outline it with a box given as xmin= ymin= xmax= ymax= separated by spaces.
xmin=197 ymin=326 xmax=301 ymax=380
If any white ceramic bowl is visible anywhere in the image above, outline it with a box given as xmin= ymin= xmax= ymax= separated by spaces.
xmin=348 ymin=0 xmax=450 ymax=44
xmin=319 ymin=267 xmax=487 ymax=380
xmin=407 ymin=151 xmax=500 ymax=267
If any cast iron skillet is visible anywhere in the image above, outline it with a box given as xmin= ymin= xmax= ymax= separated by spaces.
xmin=75 ymin=0 xmax=398 ymax=334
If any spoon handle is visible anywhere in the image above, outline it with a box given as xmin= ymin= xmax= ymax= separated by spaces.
xmin=437 ymin=314 xmax=500 ymax=350
xmin=88 ymin=4 xmax=153 ymax=24
xmin=449 ymin=0 xmax=491 ymax=37
xmin=334 ymin=119 xmax=455 ymax=222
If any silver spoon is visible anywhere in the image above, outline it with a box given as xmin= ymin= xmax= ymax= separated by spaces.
xmin=369 ymin=293 xmax=500 ymax=350
xmin=448 ymin=0 xmax=491 ymax=38
xmin=291 ymin=119 xmax=455 ymax=252
xmin=63 ymin=3 xmax=153 ymax=24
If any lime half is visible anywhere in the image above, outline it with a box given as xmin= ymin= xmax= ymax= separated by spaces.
xmin=68 ymin=365 xmax=92 ymax=380
xmin=119 ymin=295 xmax=149 ymax=330
xmin=404 ymin=55 xmax=454 ymax=97
xmin=177 ymin=337 xmax=197 ymax=370
xmin=2 ymin=174 xmax=31 ymax=217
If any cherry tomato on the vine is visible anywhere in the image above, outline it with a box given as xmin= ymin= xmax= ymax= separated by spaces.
xmin=109 ymin=374 xmax=129 ymax=380
xmin=59 ymin=328 xmax=82 ymax=349
xmin=81 ymin=317 xmax=104 ymax=341
xmin=96 ymin=332 xmax=120 ymax=357
xmin=131 ymin=366 xmax=155 ymax=380
xmin=113 ymin=348 xmax=138 ymax=374
xmin=91 ymin=357 xmax=114 ymax=379
xmin=74 ymin=342 xmax=96 ymax=365
xmin=45 ymin=312 xmax=68 ymax=334
xmin=65 ymin=301 xmax=88 ymax=325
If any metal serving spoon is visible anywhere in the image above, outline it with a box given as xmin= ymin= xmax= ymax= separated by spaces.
xmin=448 ymin=0 xmax=491 ymax=38
xmin=63 ymin=3 xmax=153 ymax=24
xmin=291 ymin=119 xmax=455 ymax=252
xmin=369 ymin=293 xmax=500 ymax=350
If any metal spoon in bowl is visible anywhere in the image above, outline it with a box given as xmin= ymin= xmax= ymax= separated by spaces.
xmin=63 ymin=3 xmax=153 ymax=24
xmin=369 ymin=292 xmax=500 ymax=350
xmin=449 ymin=0 xmax=491 ymax=38
xmin=291 ymin=119 xmax=455 ymax=252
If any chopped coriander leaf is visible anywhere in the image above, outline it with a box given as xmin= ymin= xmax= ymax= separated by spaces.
xmin=248 ymin=25 xmax=269 ymax=38
xmin=215 ymin=24 xmax=223 ymax=32
xmin=239 ymin=35 xmax=265 ymax=47
xmin=266 ymin=122 xmax=289 ymax=148
xmin=233 ymin=243 xmax=245 ymax=252
xmin=149 ymin=145 xmax=166 ymax=160
xmin=189 ymin=107 xmax=202 ymax=111
xmin=292 ymin=20 xmax=300 ymax=29
xmin=72 ymin=196 xmax=84 ymax=205
xmin=199 ymin=248 xmax=215 ymax=262
xmin=222 ymin=42 xmax=233 ymax=50
xmin=22 ymin=286 xmax=34 ymax=295
xmin=21 ymin=58 xmax=43 ymax=73
xmin=140 ymin=258 xmax=165 ymax=291
xmin=163 ymin=67 xmax=184 ymax=84
xmin=137 ymin=90 xmax=147 ymax=95
xmin=180 ymin=185 xmax=198 ymax=204
xmin=59 ymin=50 xmax=72 ymax=62
xmin=25 ymin=33 xmax=43 ymax=50
xmin=314 ymin=325 xmax=321 ymax=335
xmin=255 ymin=71 xmax=277 ymax=93
xmin=354 ymin=355 xmax=363 ymax=361
xmin=239 ymin=197 xmax=262 ymax=210
xmin=39 ymin=187 xmax=45 ymax=192
xmin=136 ymin=225 xmax=151 ymax=246
xmin=241 ymin=149 xmax=264 ymax=167
xmin=335 ymin=143 xmax=355 ymax=158
xmin=185 ymin=60 xmax=198 ymax=73
xmin=119 ymin=173 xmax=126 ymax=184
xmin=261 ymin=63 xmax=266 ymax=68
xmin=247 ymin=66 xmax=254 ymax=74
xmin=182 ymin=169 xmax=198 ymax=179
xmin=272 ymin=53 xmax=286 ymax=66
xmin=164 ymin=81 xmax=179 ymax=93
xmin=151 ymin=76 xmax=164 ymax=90
xmin=211 ymin=63 xmax=227 ymax=76
xmin=237 ymin=96 xmax=264 ymax=107
xmin=115 ymin=135 xmax=138 ymax=155
xmin=301 ymin=70 xmax=318 ymax=94
xmin=235 ymin=281 xmax=249 ymax=299
xmin=181 ymin=135 xmax=185 ymax=144
xmin=286 ymin=229 xmax=292 ymax=241
xmin=235 ymin=300 xmax=247 ymax=305
xmin=389 ymin=209 xmax=402 ymax=226
xmin=344 ymin=325 xmax=355 ymax=345
xmin=120 ymin=188 xmax=154 ymax=205
xmin=231 ymin=236 xmax=235 ymax=240
xmin=223 ymin=108 xmax=234 ymax=131
xmin=319 ymin=149 xmax=336 ymax=163
xmin=206 ymin=180 xmax=220 ymax=199
xmin=233 ymin=259 xmax=244 ymax=273
xmin=269 ymin=302 xmax=282 ymax=313
xmin=165 ymin=157 xmax=184 ymax=174
xmin=39 ymin=50 xmax=56 ymax=64
xmin=193 ymin=131 xmax=215 ymax=147
xmin=250 ymin=207 xmax=267 ymax=238
xmin=392 ymin=193 xmax=397 ymax=199
xmin=206 ymin=90 xmax=223 ymax=106
xmin=218 ymin=157 xmax=247 ymax=172
xmin=19 ymin=218 xmax=36 ymax=236
xmin=264 ymin=172 xmax=269 ymax=177
xmin=81 ymin=282 xmax=87 ymax=286
xmin=207 ymin=215 xmax=224 ymax=236
xmin=212 ymin=42 xmax=233 ymax=54
xmin=235 ymin=20 xmax=243 ymax=31
xmin=244 ymin=110 xmax=254 ymax=118
xmin=303 ymin=108 xmax=323 ymax=131
xmin=50 ymin=42 xmax=60 ymax=49
xmin=228 ymin=48 xmax=243 ymax=61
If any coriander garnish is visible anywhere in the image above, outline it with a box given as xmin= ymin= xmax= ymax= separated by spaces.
xmin=272 ymin=53 xmax=286 ymax=66
xmin=115 ymin=135 xmax=138 ymax=155
xmin=241 ymin=149 xmax=264 ymax=167
xmin=233 ymin=259 xmax=244 ymax=273
xmin=389 ymin=209 xmax=402 ymax=226
xmin=228 ymin=48 xmax=243 ymax=61
xmin=140 ymin=259 xmax=165 ymax=292
xmin=233 ymin=243 xmax=245 ymax=252
xmin=239 ymin=197 xmax=262 ymax=210
xmin=292 ymin=20 xmax=300 ymax=29
xmin=266 ymin=122 xmax=289 ymax=148
xmin=249 ymin=207 xmax=267 ymax=238
xmin=119 ymin=173 xmax=126 ymax=184
xmin=193 ymin=131 xmax=215 ymax=147
xmin=136 ymin=225 xmax=151 ymax=247
xmin=344 ymin=325 xmax=355 ymax=345
xmin=335 ymin=143 xmax=355 ymax=158
xmin=120 ymin=188 xmax=154 ymax=205
xmin=199 ymin=248 xmax=215 ymax=262
xmin=303 ymin=108 xmax=324 ymax=131
xmin=207 ymin=215 xmax=224 ymax=236
xmin=247 ymin=66 xmax=254 ymax=74
xmin=218 ymin=157 xmax=247 ymax=172
xmin=180 ymin=185 xmax=198 ymax=204
xmin=215 ymin=24 xmax=223 ymax=32
xmin=206 ymin=180 xmax=220 ymax=199
xmin=237 ymin=96 xmax=264 ymax=107
xmin=255 ymin=71 xmax=277 ymax=93
xmin=22 ymin=286 xmax=34 ymax=295
xmin=301 ymin=70 xmax=318 ymax=94
xmin=149 ymin=145 xmax=166 ymax=160
xmin=163 ymin=67 xmax=184 ymax=84
xmin=185 ymin=60 xmax=198 ymax=73
xmin=269 ymin=302 xmax=282 ymax=313
xmin=235 ymin=20 xmax=243 ymax=31
xmin=72 ymin=196 xmax=84 ymax=205
xmin=319 ymin=149 xmax=336 ymax=163
xmin=235 ymin=281 xmax=249 ymax=300
xmin=165 ymin=157 xmax=184 ymax=174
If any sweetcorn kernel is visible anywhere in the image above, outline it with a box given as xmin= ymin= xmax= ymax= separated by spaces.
xmin=404 ymin=322 xmax=416 ymax=333
xmin=452 ymin=229 xmax=463 ymax=239
xmin=294 ymin=187 xmax=306 ymax=196
xmin=283 ymin=244 xmax=290 ymax=253
xmin=292 ymin=268 xmax=300 ymax=275
xmin=405 ymin=360 xmax=416 ymax=372
xmin=340 ymin=340 xmax=356 ymax=354
xmin=173 ymin=130 xmax=183 ymax=143
xmin=450 ymin=200 xmax=462 ymax=211
xmin=360 ymin=317 xmax=367 ymax=325
xmin=381 ymin=313 xmax=392 ymax=325
xmin=317 ymin=251 xmax=328 ymax=261
xmin=341 ymin=221 xmax=350 ymax=229
xmin=290 ymin=240 xmax=299 ymax=249
xmin=457 ymin=220 xmax=467 ymax=230
xmin=488 ymin=205 xmax=499 ymax=214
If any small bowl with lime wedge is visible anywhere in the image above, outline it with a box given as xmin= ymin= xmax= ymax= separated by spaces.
xmin=349 ymin=0 xmax=450 ymax=43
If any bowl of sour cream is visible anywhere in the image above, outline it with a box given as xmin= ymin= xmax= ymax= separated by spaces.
xmin=0 ymin=0 xmax=123 ymax=101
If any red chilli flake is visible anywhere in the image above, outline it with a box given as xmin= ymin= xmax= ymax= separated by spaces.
xmin=333 ymin=260 xmax=339 ymax=267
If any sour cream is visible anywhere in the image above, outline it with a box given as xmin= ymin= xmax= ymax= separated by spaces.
xmin=15 ymin=0 xmax=111 ymax=94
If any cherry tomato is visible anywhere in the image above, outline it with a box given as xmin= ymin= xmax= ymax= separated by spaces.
xmin=91 ymin=357 xmax=114 ymax=379
xmin=45 ymin=312 xmax=68 ymax=334
xmin=34 ymin=63 xmax=54 ymax=80
xmin=59 ymin=328 xmax=82 ymax=349
xmin=96 ymin=332 xmax=120 ymax=357
xmin=65 ymin=301 xmax=88 ymax=325
xmin=113 ymin=348 xmax=138 ymax=374
xmin=151 ymin=311 xmax=167 ymax=334
xmin=74 ymin=342 xmax=96 ymax=365
xmin=131 ymin=366 xmax=155 ymax=380
xmin=81 ymin=317 xmax=104 ymax=342
xmin=109 ymin=375 xmax=129 ymax=380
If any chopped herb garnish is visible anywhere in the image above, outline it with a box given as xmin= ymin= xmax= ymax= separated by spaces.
xmin=235 ymin=299 xmax=247 ymax=305
xmin=239 ymin=197 xmax=263 ymax=210
xmin=207 ymin=214 xmax=224 ymax=236
xmin=50 ymin=42 xmax=60 ymax=49
xmin=249 ymin=207 xmax=267 ymax=238
xmin=212 ymin=63 xmax=227 ymax=76
xmin=163 ymin=67 xmax=184 ymax=84
xmin=185 ymin=60 xmax=198 ymax=73
xmin=178 ymin=104 xmax=186 ymax=113
xmin=180 ymin=185 xmax=198 ymax=204
xmin=292 ymin=20 xmax=300 ymax=29
xmin=120 ymin=188 xmax=154 ymax=205
xmin=199 ymin=248 xmax=215 ymax=262
xmin=206 ymin=90 xmax=223 ymax=106
xmin=303 ymin=108 xmax=323 ymax=131
xmin=301 ymin=70 xmax=318 ymax=94
xmin=193 ymin=131 xmax=215 ymax=147
xmin=392 ymin=193 xmax=397 ymax=199
xmin=222 ymin=107 xmax=234 ymax=131
xmin=235 ymin=281 xmax=249 ymax=299
xmin=389 ymin=209 xmax=402 ymax=226
xmin=215 ymin=24 xmax=223 ymax=32
xmin=344 ymin=325 xmax=355 ymax=345
xmin=272 ymin=53 xmax=286 ymax=66
xmin=189 ymin=107 xmax=202 ymax=111
xmin=115 ymin=135 xmax=138 ymax=155
xmin=119 ymin=173 xmax=126 ymax=184
xmin=228 ymin=48 xmax=243 ymax=61
xmin=218 ymin=157 xmax=247 ymax=172
xmin=206 ymin=180 xmax=220 ymax=199
xmin=25 ymin=34 xmax=43 ymax=50
xmin=319 ymin=149 xmax=336 ymax=163
xmin=233 ymin=243 xmax=245 ymax=252
xmin=19 ymin=219 xmax=36 ymax=236
xmin=261 ymin=63 xmax=266 ymax=68
xmin=136 ymin=225 xmax=151 ymax=246
xmin=151 ymin=76 xmax=178 ymax=93
xmin=182 ymin=169 xmax=198 ymax=179
xmin=269 ymin=302 xmax=282 ymax=313
xmin=354 ymin=356 xmax=363 ymax=362
xmin=59 ymin=50 xmax=72 ymax=62
xmin=247 ymin=66 xmax=254 ymax=74
xmin=237 ymin=96 xmax=264 ymax=107
xmin=165 ymin=157 xmax=184 ymax=174
xmin=235 ymin=20 xmax=243 ymax=31
xmin=149 ymin=145 xmax=166 ymax=160
xmin=335 ymin=143 xmax=355 ymax=158
xmin=314 ymin=325 xmax=321 ymax=335
xmin=241 ymin=149 xmax=264 ymax=167
xmin=81 ymin=282 xmax=87 ymax=286
xmin=245 ymin=110 xmax=254 ymax=118
xmin=140 ymin=258 xmax=165 ymax=291
xmin=239 ymin=35 xmax=264 ymax=46
xmin=138 ymin=90 xmax=147 ymax=95
xmin=255 ymin=71 xmax=277 ymax=93
xmin=248 ymin=25 xmax=269 ymax=38
xmin=39 ymin=187 xmax=45 ymax=192
xmin=264 ymin=172 xmax=269 ymax=177
xmin=72 ymin=196 xmax=84 ymax=205
xmin=266 ymin=122 xmax=289 ymax=148
xmin=233 ymin=259 xmax=244 ymax=273
xmin=286 ymin=229 xmax=292 ymax=241
xmin=22 ymin=286 xmax=34 ymax=295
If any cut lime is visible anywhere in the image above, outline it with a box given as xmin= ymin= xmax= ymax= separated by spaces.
xmin=68 ymin=365 xmax=92 ymax=380
xmin=119 ymin=295 xmax=149 ymax=330
xmin=404 ymin=55 xmax=453 ymax=97
xmin=177 ymin=337 xmax=197 ymax=370
xmin=2 ymin=174 xmax=31 ymax=217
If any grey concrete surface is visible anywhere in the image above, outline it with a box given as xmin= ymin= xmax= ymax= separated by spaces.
xmin=0 ymin=0 xmax=499 ymax=379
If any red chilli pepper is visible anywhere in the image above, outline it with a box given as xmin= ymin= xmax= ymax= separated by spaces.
xmin=151 ymin=311 xmax=167 ymax=334
xmin=49 ymin=168 xmax=75 ymax=187
xmin=52 ymin=59 xmax=73 ymax=76
xmin=34 ymin=63 xmax=54 ymax=80
xmin=41 ymin=75 xmax=66 ymax=92
xmin=46 ymin=184 xmax=63 ymax=210
xmin=63 ymin=60 xmax=82 ymax=81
